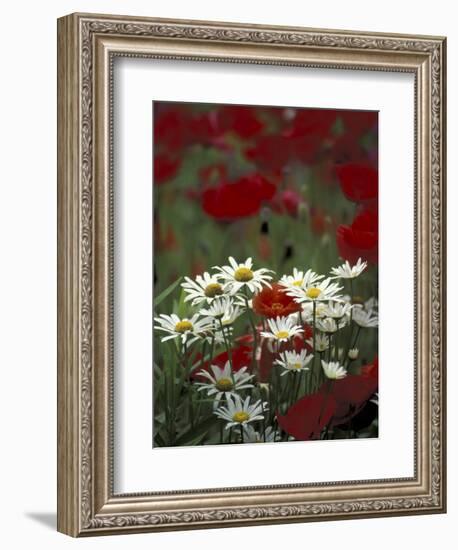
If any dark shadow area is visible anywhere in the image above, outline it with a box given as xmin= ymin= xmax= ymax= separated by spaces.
xmin=25 ymin=512 xmax=56 ymax=530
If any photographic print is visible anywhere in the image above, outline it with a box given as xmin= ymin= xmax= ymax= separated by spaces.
xmin=153 ymin=101 xmax=379 ymax=448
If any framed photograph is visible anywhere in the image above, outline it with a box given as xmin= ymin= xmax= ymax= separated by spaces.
xmin=57 ymin=13 xmax=446 ymax=536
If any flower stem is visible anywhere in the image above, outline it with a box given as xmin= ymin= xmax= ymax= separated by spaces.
xmin=243 ymin=290 xmax=258 ymax=368
xmin=312 ymin=301 xmax=317 ymax=391
xmin=218 ymin=318 xmax=235 ymax=384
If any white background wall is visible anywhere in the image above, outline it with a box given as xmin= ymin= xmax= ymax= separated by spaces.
xmin=0 ymin=1 xmax=454 ymax=548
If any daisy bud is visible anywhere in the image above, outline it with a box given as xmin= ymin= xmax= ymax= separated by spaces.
xmin=348 ymin=348 xmax=359 ymax=360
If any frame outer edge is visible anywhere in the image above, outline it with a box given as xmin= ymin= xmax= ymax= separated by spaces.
xmin=56 ymin=12 xmax=447 ymax=536
xmin=57 ymin=14 xmax=82 ymax=537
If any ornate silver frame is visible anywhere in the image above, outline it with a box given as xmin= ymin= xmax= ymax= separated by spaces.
xmin=57 ymin=13 xmax=446 ymax=536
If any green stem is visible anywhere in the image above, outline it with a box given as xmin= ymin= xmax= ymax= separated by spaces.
xmin=293 ymin=371 xmax=302 ymax=404
xmin=200 ymin=340 xmax=207 ymax=370
xmin=208 ymin=333 xmax=216 ymax=366
xmin=312 ymin=301 xmax=317 ymax=392
xmin=243 ymin=290 xmax=258 ymax=368
xmin=218 ymin=318 xmax=235 ymax=385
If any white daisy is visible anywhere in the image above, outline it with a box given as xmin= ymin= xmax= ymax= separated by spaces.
xmin=330 ymin=257 xmax=367 ymax=279
xmin=274 ymin=349 xmax=314 ymax=376
xmin=201 ymin=327 xmax=228 ymax=346
xmin=321 ymin=360 xmax=347 ymax=380
xmin=364 ymin=296 xmax=378 ymax=312
xmin=154 ymin=313 xmax=213 ymax=344
xmin=243 ymin=425 xmax=278 ymax=443
xmin=181 ymin=272 xmax=225 ymax=305
xmin=195 ymin=361 xmax=254 ymax=406
xmin=214 ymin=394 xmax=268 ymax=429
xmin=260 ymin=316 xmax=303 ymax=343
xmin=348 ymin=348 xmax=359 ymax=360
xmin=200 ymin=296 xmax=242 ymax=326
xmin=316 ymin=317 xmax=340 ymax=334
xmin=279 ymin=268 xmax=324 ymax=290
xmin=284 ymin=277 xmax=344 ymax=304
xmin=352 ymin=306 xmax=378 ymax=328
xmin=306 ymin=333 xmax=330 ymax=352
xmin=322 ymin=302 xmax=353 ymax=320
xmin=214 ymin=257 xmax=273 ymax=295
xmin=301 ymin=301 xmax=328 ymax=322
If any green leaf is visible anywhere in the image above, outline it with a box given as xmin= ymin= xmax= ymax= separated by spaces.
xmin=174 ymin=416 xmax=216 ymax=446
xmin=177 ymin=288 xmax=188 ymax=318
xmin=155 ymin=276 xmax=182 ymax=308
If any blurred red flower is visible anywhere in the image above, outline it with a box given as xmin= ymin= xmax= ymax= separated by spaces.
xmin=191 ymin=344 xmax=253 ymax=379
xmin=154 ymin=154 xmax=180 ymax=184
xmin=253 ymin=283 xmax=302 ymax=318
xmin=277 ymin=389 xmax=336 ymax=441
xmin=340 ymin=110 xmax=377 ymax=138
xmin=271 ymin=189 xmax=303 ymax=217
xmin=245 ymin=135 xmax=291 ymax=172
xmin=221 ymin=106 xmax=265 ymax=139
xmin=154 ymin=107 xmax=192 ymax=153
xmin=292 ymin=323 xmax=313 ymax=353
xmin=330 ymin=358 xmax=378 ymax=427
xmin=336 ymin=163 xmax=378 ymax=203
xmin=283 ymin=109 xmax=337 ymax=140
xmin=202 ymin=173 xmax=276 ymax=220
xmin=336 ymin=207 xmax=378 ymax=264
xmin=189 ymin=110 xmax=230 ymax=148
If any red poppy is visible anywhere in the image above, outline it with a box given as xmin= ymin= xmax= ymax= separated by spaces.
xmin=340 ymin=110 xmax=377 ymax=138
xmin=336 ymin=207 xmax=378 ymax=264
xmin=245 ymin=135 xmax=292 ymax=172
xmin=202 ymin=173 xmax=276 ymax=220
xmin=189 ymin=110 xmax=230 ymax=148
xmin=283 ymin=109 xmax=337 ymax=140
xmin=292 ymin=323 xmax=313 ymax=353
xmin=336 ymin=163 xmax=378 ymax=203
xmin=277 ymin=388 xmax=336 ymax=441
xmin=330 ymin=358 xmax=378 ymax=426
xmin=154 ymin=154 xmax=180 ymax=184
xmin=271 ymin=189 xmax=303 ymax=217
xmin=221 ymin=106 xmax=265 ymax=139
xmin=154 ymin=107 xmax=192 ymax=153
xmin=191 ymin=344 xmax=253 ymax=380
xmin=252 ymin=283 xmax=301 ymax=318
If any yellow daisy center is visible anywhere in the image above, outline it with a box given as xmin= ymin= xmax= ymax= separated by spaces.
xmin=204 ymin=282 xmax=223 ymax=298
xmin=234 ymin=267 xmax=254 ymax=282
xmin=292 ymin=362 xmax=302 ymax=370
xmin=215 ymin=378 xmax=234 ymax=391
xmin=232 ymin=411 xmax=250 ymax=423
xmin=275 ymin=330 xmax=290 ymax=339
xmin=306 ymin=287 xmax=322 ymax=299
xmin=292 ymin=279 xmax=303 ymax=287
xmin=175 ymin=320 xmax=193 ymax=333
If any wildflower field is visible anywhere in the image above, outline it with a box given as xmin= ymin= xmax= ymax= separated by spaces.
xmin=153 ymin=102 xmax=378 ymax=447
